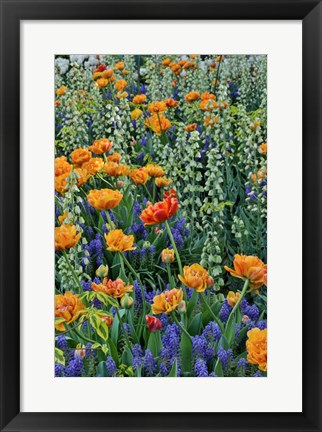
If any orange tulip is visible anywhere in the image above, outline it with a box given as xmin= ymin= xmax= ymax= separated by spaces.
xmin=129 ymin=168 xmax=149 ymax=185
xmin=246 ymin=328 xmax=267 ymax=371
xmin=81 ymin=157 xmax=104 ymax=175
xmin=101 ymin=69 xmax=114 ymax=79
xmin=115 ymin=61 xmax=125 ymax=70
xmin=251 ymin=167 xmax=267 ymax=184
xmin=55 ymin=292 xmax=85 ymax=331
xmin=204 ymin=115 xmax=219 ymax=127
xmin=132 ymin=94 xmax=147 ymax=104
xmin=178 ymin=263 xmax=210 ymax=293
xmin=71 ymin=148 xmax=92 ymax=166
xmin=56 ymin=86 xmax=68 ymax=96
xmin=96 ymin=78 xmax=109 ymax=89
xmin=184 ymin=123 xmax=198 ymax=132
xmin=55 ymin=156 xmax=72 ymax=177
xmin=104 ymin=161 xmax=130 ymax=177
xmin=105 ymin=229 xmax=136 ymax=253
xmin=148 ymin=101 xmax=167 ymax=114
xmin=107 ymin=152 xmax=122 ymax=163
xmin=87 ymin=188 xmax=122 ymax=211
xmin=55 ymin=172 xmax=69 ymax=194
xmin=89 ymin=139 xmax=113 ymax=155
xmin=114 ymin=79 xmax=127 ymax=91
xmin=151 ymin=288 xmax=183 ymax=314
xmin=162 ymin=58 xmax=171 ymax=66
xmin=130 ymin=109 xmax=143 ymax=120
xmin=74 ymin=167 xmax=91 ymax=187
xmin=55 ymin=224 xmax=81 ymax=251
xmin=155 ymin=176 xmax=172 ymax=188
xmin=92 ymin=277 xmax=133 ymax=299
xmin=140 ymin=196 xmax=179 ymax=226
xmin=185 ymin=91 xmax=200 ymax=103
xmin=259 ymin=143 xmax=267 ymax=154
xmin=164 ymin=98 xmax=178 ymax=108
xmin=161 ymin=248 xmax=175 ymax=263
xmin=145 ymin=115 xmax=172 ymax=135
xmin=144 ymin=164 xmax=165 ymax=178
xmin=224 ymin=254 xmax=267 ymax=292
xmin=227 ymin=291 xmax=241 ymax=307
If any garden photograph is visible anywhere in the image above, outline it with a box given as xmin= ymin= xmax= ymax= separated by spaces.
xmin=54 ymin=54 xmax=267 ymax=378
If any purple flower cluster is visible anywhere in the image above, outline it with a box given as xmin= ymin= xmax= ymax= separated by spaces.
xmin=220 ymin=300 xmax=232 ymax=322
xmin=217 ymin=346 xmax=234 ymax=370
xmin=106 ymin=356 xmax=117 ymax=377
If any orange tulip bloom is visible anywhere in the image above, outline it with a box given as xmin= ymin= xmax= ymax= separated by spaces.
xmin=55 ymin=172 xmax=69 ymax=194
xmin=55 ymin=292 xmax=85 ymax=331
xmin=163 ymin=189 xmax=177 ymax=199
xmin=227 ymin=291 xmax=241 ymax=307
xmin=161 ymin=248 xmax=175 ymax=263
xmin=114 ymin=79 xmax=127 ymax=91
xmin=129 ymin=168 xmax=149 ymax=185
xmin=204 ymin=115 xmax=219 ymax=127
xmin=55 ymin=156 xmax=72 ymax=177
xmin=155 ymin=176 xmax=172 ymax=188
xmin=178 ymin=263 xmax=210 ymax=293
xmin=201 ymin=92 xmax=216 ymax=101
xmin=148 ymin=101 xmax=167 ymax=114
xmin=199 ymin=99 xmax=217 ymax=111
xmin=92 ymin=277 xmax=133 ymax=299
xmin=96 ymin=78 xmax=109 ymax=89
xmin=140 ymin=196 xmax=179 ymax=226
xmin=101 ymin=69 xmax=114 ymax=79
xmin=116 ymin=91 xmax=128 ymax=99
xmin=104 ymin=161 xmax=130 ymax=177
xmin=162 ymin=58 xmax=171 ymax=66
xmin=81 ymin=157 xmax=104 ymax=175
xmin=145 ymin=115 xmax=172 ymax=135
xmin=71 ymin=148 xmax=92 ymax=166
xmin=87 ymin=188 xmax=122 ymax=211
xmin=251 ymin=167 xmax=267 ymax=184
xmin=185 ymin=91 xmax=200 ymax=103
xmin=74 ymin=167 xmax=91 ymax=187
xmin=224 ymin=254 xmax=267 ymax=292
xmin=105 ymin=229 xmax=136 ymax=253
xmin=130 ymin=109 xmax=143 ymax=120
xmin=107 ymin=152 xmax=122 ymax=163
xmin=56 ymin=86 xmax=68 ymax=96
xmin=55 ymin=224 xmax=81 ymax=251
xmin=133 ymin=94 xmax=147 ymax=104
xmin=115 ymin=61 xmax=125 ymax=70
xmin=165 ymin=98 xmax=178 ymax=108
xmin=184 ymin=123 xmax=198 ymax=132
xmin=246 ymin=328 xmax=267 ymax=371
xmin=151 ymin=288 xmax=183 ymax=314
xmin=89 ymin=139 xmax=113 ymax=155
xmin=259 ymin=143 xmax=267 ymax=154
xmin=144 ymin=164 xmax=165 ymax=178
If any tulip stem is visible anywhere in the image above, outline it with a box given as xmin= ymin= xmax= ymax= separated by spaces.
xmin=166 ymin=263 xmax=174 ymax=289
xmin=61 ymin=249 xmax=82 ymax=293
xmin=225 ymin=278 xmax=249 ymax=336
xmin=199 ymin=293 xmax=224 ymax=332
xmin=115 ymin=307 xmax=132 ymax=350
xmin=143 ymin=184 xmax=153 ymax=202
xmin=171 ymin=313 xmax=192 ymax=344
xmin=105 ymin=210 xmax=114 ymax=229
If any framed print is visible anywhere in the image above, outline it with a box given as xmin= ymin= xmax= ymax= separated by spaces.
xmin=0 ymin=0 xmax=321 ymax=431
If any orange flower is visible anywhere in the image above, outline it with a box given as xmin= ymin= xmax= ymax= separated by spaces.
xmin=259 ymin=143 xmax=267 ymax=154
xmin=151 ymin=288 xmax=183 ymax=314
xmin=185 ymin=91 xmax=200 ymax=103
xmin=140 ymin=196 xmax=179 ymax=226
xmin=144 ymin=164 xmax=165 ymax=178
xmin=115 ymin=61 xmax=125 ymax=70
xmin=89 ymin=138 xmax=113 ymax=155
xmin=74 ymin=167 xmax=91 ymax=187
xmin=55 ymin=172 xmax=69 ymax=194
xmin=163 ymin=189 xmax=177 ymax=199
xmin=96 ymin=78 xmax=109 ymax=89
xmin=92 ymin=277 xmax=133 ymax=299
xmin=130 ymin=109 xmax=143 ymax=120
xmin=58 ymin=213 xmax=68 ymax=225
xmin=155 ymin=176 xmax=172 ymax=188
xmin=55 ymin=100 xmax=61 ymax=107
xmin=227 ymin=291 xmax=241 ymax=307
xmin=178 ymin=60 xmax=187 ymax=67
xmin=104 ymin=161 xmax=130 ymax=177
xmin=81 ymin=158 xmax=104 ymax=175
xmin=55 ymin=292 xmax=85 ymax=331
xmin=55 ymin=224 xmax=81 ymax=251
xmin=56 ymin=86 xmax=68 ymax=96
xmin=170 ymin=63 xmax=182 ymax=75
xmin=165 ymin=98 xmax=178 ymax=108
xmin=184 ymin=123 xmax=197 ymax=132
xmin=162 ymin=58 xmax=171 ymax=66
xmin=224 ymin=254 xmax=267 ymax=292
xmin=55 ymin=156 xmax=72 ymax=177
xmin=101 ymin=69 xmax=114 ymax=79
xmin=184 ymin=61 xmax=196 ymax=70
xmin=105 ymin=229 xmax=136 ymax=252
xmin=116 ymin=91 xmax=128 ymax=99
xmin=92 ymin=71 xmax=102 ymax=80
xmin=199 ymin=99 xmax=217 ymax=111
xmin=201 ymin=92 xmax=216 ymax=100
xmin=107 ymin=152 xmax=122 ymax=163
xmin=133 ymin=94 xmax=147 ymax=104
xmin=87 ymin=188 xmax=122 ymax=211
xmin=246 ymin=328 xmax=267 ymax=371
xmin=148 ymin=115 xmax=172 ymax=135
xmin=251 ymin=167 xmax=267 ymax=184
xmin=178 ymin=263 xmax=210 ymax=293
xmin=114 ymin=79 xmax=127 ymax=91
xmin=129 ymin=168 xmax=149 ymax=185
xmin=98 ymin=315 xmax=114 ymax=328
xmin=253 ymin=120 xmax=261 ymax=129
xmin=148 ymin=101 xmax=167 ymax=114
xmin=161 ymin=248 xmax=175 ymax=263
xmin=71 ymin=148 xmax=92 ymax=166
xmin=204 ymin=115 xmax=219 ymax=127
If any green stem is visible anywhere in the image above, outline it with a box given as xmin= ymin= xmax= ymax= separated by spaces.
xmin=167 ymin=262 xmax=174 ymax=289
xmin=143 ymin=183 xmax=153 ymax=202
xmin=115 ymin=307 xmax=132 ymax=350
xmin=225 ymin=278 xmax=249 ymax=335
xmin=105 ymin=210 xmax=114 ymax=229
xmin=199 ymin=292 xmax=224 ymax=332
xmin=62 ymin=249 xmax=82 ymax=293
xmin=73 ymin=326 xmax=97 ymax=345
xmin=171 ymin=312 xmax=192 ymax=344
xmin=97 ymin=173 xmax=114 ymax=188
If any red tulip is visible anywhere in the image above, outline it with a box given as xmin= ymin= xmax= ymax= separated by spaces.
xmin=145 ymin=315 xmax=162 ymax=332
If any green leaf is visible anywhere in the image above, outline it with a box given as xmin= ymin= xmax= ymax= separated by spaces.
xmin=147 ymin=331 xmax=162 ymax=357
xmin=168 ymin=358 xmax=178 ymax=377
xmin=188 ymin=313 xmax=202 ymax=336
xmin=214 ymin=360 xmax=224 ymax=377
xmin=55 ymin=347 xmax=65 ymax=366
xmin=224 ymin=316 xmax=236 ymax=345
xmin=101 ymin=344 xmax=109 ymax=355
xmin=122 ymin=347 xmax=133 ymax=367
xmin=187 ymin=290 xmax=198 ymax=317
xmin=180 ymin=332 xmax=192 ymax=375
xmin=108 ymin=339 xmax=120 ymax=367
xmin=97 ymin=361 xmax=108 ymax=377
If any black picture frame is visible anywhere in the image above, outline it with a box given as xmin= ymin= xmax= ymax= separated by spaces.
xmin=0 ymin=1 xmax=321 ymax=431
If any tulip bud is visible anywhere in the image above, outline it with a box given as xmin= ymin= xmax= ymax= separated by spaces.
xmin=155 ymin=227 xmax=163 ymax=235
xmin=143 ymin=241 xmax=151 ymax=249
xmin=145 ymin=315 xmax=162 ymax=332
xmin=177 ymin=300 xmax=187 ymax=314
xmin=161 ymin=248 xmax=175 ymax=263
xmin=95 ymin=264 xmax=109 ymax=278
xmin=74 ymin=344 xmax=86 ymax=359
xmin=207 ymin=276 xmax=214 ymax=288
xmin=101 ymin=315 xmax=114 ymax=328
xmin=117 ymin=181 xmax=124 ymax=188
xmin=242 ymin=315 xmax=250 ymax=325
xmin=120 ymin=294 xmax=133 ymax=309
